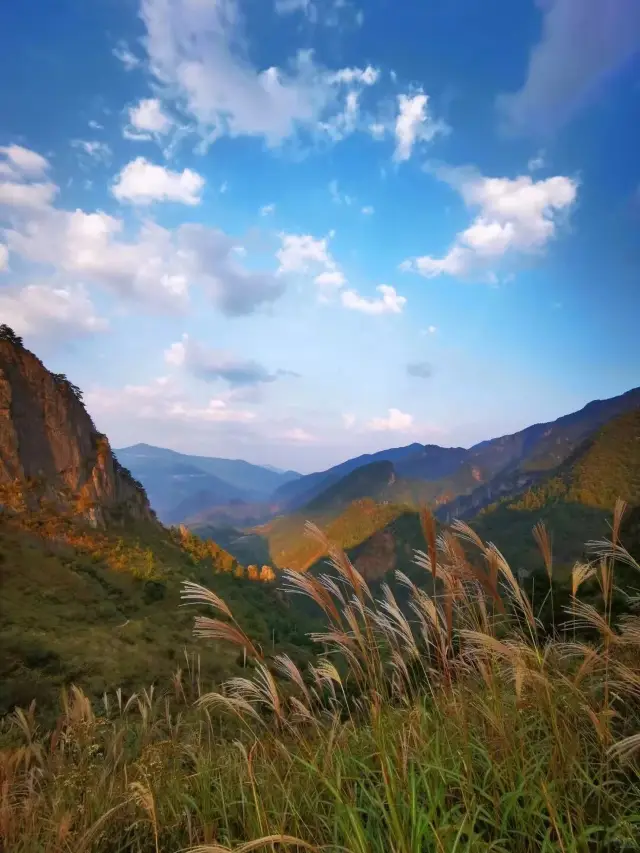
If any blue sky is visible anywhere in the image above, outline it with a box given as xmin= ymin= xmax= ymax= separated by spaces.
xmin=1 ymin=0 xmax=639 ymax=473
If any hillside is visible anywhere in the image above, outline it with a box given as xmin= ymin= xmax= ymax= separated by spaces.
xmin=305 ymin=409 xmax=640 ymax=593
xmin=0 ymin=330 xmax=313 ymax=716
xmin=274 ymin=386 xmax=640 ymax=517
xmin=255 ymin=498 xmax=408 ymax=571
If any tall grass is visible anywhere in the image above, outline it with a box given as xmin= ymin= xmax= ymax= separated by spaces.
xmin=2 ymin=506 xmax=640 ymax=852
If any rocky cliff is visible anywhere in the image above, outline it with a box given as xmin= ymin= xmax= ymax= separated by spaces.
xmin=0 ymin=329 xmax=156 ymax=528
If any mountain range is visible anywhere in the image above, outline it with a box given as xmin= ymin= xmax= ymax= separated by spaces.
xmin=2 ymin=324 xmax=640 ymax=717
xmin=114 ymin=443 xmax=300 ymax=524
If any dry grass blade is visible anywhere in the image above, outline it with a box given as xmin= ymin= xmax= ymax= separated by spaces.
xmin=608 ymin=732 xmax=640 ymax=763
xmin=451 ymin=518 xmax=486 ymax=552
xmin=586 ymin=539 xmax=640 ymax=573
xmin=532 ymin=521 xmax=553 ymax=581
xmin=612 ymin=498 xmax=628 ymax=546
xmin=567 ymin=600 xmax=618 ymax=643
xmin=181 ymin=581 xmax=234 ymax=620
xmin=571 ymin=562 xmax=595 ymax=598
xmin=282 ymin=570 xmax=344 ymax=627
xmin=196 ymin=692 xmax=265 ymax=726
xmin=192 ymin=616 xmax=262 ymax=660
xmin=185 ymin=834 xmax=319 ymax=853
xmin=273 ymin=654 xmax=312 ymax=706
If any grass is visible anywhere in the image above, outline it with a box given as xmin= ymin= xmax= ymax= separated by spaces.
xmin=3 ymin=504 xmax=640 ymax=852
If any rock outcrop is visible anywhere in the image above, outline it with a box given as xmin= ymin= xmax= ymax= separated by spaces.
xmin=0 ymin=330 xmax=156 ymax=528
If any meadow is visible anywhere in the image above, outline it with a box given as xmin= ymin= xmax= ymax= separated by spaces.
xmin=2 ymin=504 xmax=640 ymax=852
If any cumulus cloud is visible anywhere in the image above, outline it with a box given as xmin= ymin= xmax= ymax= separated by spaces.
xmin=497 ymin=0 xmax=640 ymax=135
xmin=139 ymin=0 xmax=380 ymax=148
xmin=1 ymin=146 xmax=284 ymax=316
xmin=0 ymin=148 xmax=57 ymax=210
xmin=406 ymin=361 xmax=433 ymax=379
xmin=401 ymin=165 xmax=578 ymax=280
xmin=260 ymin=203 xmax=276 ymax=216
xmin=0 ymin=282 xmax=108 ymax=340
xmin=165 ymin=334 xmax=297 ymax=387
xmin=366 ymin=408 xmax=414 ymax=431
xmin=276 ymin=232 xmax=347 ymax=296
xmin=0 ymin=145 xmax=49 ymax=178
xmin=341 ymin=284 xmax=406 ymax=315
xmin=393 ymin=93 xmax=448 ymax=162
xmin=125 ymin=98 xmax=173 ymax=140
xmin=111 ymin=157 xmax=204 ymax=205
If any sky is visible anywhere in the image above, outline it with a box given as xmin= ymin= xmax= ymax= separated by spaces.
xmin=1 ymin=0 xmax=639 ymax=474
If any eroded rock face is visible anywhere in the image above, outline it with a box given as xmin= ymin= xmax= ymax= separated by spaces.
xmin=0 ymin=338 xmax=156 ymax=528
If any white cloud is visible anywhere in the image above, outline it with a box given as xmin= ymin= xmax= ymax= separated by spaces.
xmin=139 ymin=0 xmax=381 ymax=148
xmin=277 ymin=232 xmax=348 ymax=298
xmin=497 ymin=0 xmax=640 ymax=134
xmin=283 ymin=427 xmax=316 ymax=443
xmin=0 ymin=243 xmax=8 ymax=271
xmin=314 ymin=270 xmax=346 ymax=290
xmin=4 ymin=196 xmax=283 ymax=317
xmin=164 ymin=334 xmax=295 ymax=387
xmin=111 ymin=157 xmax=204 ymax=205
xmin=0 ymin=180 xmax=58 ymax=210
xmin=126 ymin=98 xmax=173 ymax=139
xmin=393 ymin=93 xmax=448 ymax=162
xmin=277 ymin=233 xmax=334 ymax=274
xmin=0 ymin=145 xmax=56 ymax=209
xmin=88 ymin=120 xmax=104 ymax=130
xmin=71 ymin=139 xmax=112 ymax=164
xmin=419 ymin=325 xmax=437 ymax=336
xmin=275 ymin=0 xmax=315 ymax=16
xmin=168 ymin=399 xmax=256 ymax=424
xmin=0 ymin=282 xmax=108 ymax=340
xmin=528 ymin=150 xmax=545 ymax=172
xmin=366 ymin=408 xmax=414 ymax=432
xmin=402 ymin=166 xmax=578 ymax=280
xmin=260 ymin=203 xmax=276 ymax=216
xmin=368 ymin=122 xmax=386 ymax=140
xmin=361 ymin=205 xmax=374 ymax=215
xmin=113 ymin=41 xmax=141 ymax=71
xmin=0 ymin=145 xmax=49 ymax=178
xmin=87 ymin=379 xmax=255 ymax=425
xmin=341 ymin=284 xmax=406 ymax=315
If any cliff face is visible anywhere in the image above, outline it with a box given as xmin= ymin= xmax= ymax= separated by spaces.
xmin=0 ymin=336 xmax=156 ymax=528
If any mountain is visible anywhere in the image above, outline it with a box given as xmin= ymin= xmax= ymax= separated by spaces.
xmin=262 ymin=395 xmax=640 ymax=580
xmin=115 ymin=443 xmax=300 ymax=523
xmin=271 ymin=442 xmax=435 ymax=511
xmin=277 ymin=386 xmax=640 ymax=521
xmin=0 ymin=328 xmax=155 ymax=528
xmin=0 ymin=329 xmax=313 ymax=716
xmin=328 ymin=407 xmax=640 ymax=591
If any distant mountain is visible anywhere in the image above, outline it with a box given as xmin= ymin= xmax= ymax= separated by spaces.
xmin=276 ymin=386 xmax=640 ymax=519
xmin=326 ymin=406 xmax=640 ymax=589
xmin=271 ymin=442 xmax=445 ymax=511
xmin=115 ymin=443 xmax=300 ymax=523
